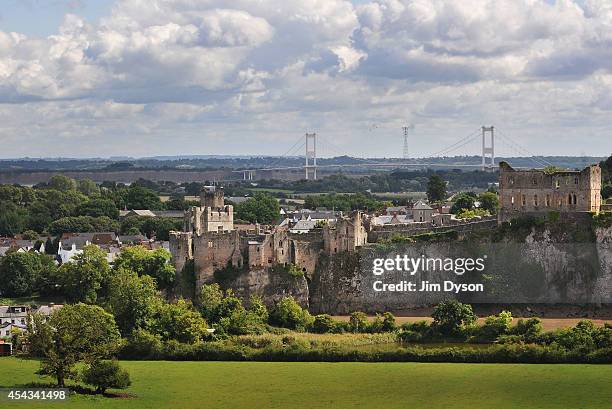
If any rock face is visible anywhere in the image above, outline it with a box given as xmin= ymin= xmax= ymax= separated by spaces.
xmin=221 ymin=267 xmax=310 ymax=308
xmin=215 ymin=222 xmax=612 ymax=315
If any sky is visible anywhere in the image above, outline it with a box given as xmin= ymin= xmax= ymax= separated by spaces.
xmin=0 ymin=0 xmax=611 ymax=159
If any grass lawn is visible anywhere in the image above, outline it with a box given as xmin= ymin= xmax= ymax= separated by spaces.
xmin=1 ymin=357 xmax=611 ymax=409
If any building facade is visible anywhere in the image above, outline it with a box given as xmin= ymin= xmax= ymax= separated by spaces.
xmin=498 ymin=161 xmax=602 ymax=223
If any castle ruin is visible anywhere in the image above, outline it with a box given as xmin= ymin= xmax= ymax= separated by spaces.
xmin=169 ymin=187 xmax=367 ymax=291
xmin=498 ymin=161 xmax=601 ymax=223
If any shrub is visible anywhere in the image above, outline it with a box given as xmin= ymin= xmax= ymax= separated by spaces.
xmin=553 ymin=320 xmax=596 ymax=353
xmin=82 ymin=360 xmax=131 ymax=394
xmin=509 ymin=318 xmax=542 ymax=343
xmin=349 ymin=312 xmax=369 ymax=333
xmin=122 ymin=328 xmax=163 ymax=359
xmin=311 ymin=314 xmax=337 ymax=334
xmin=471 ymin=311 xmax=512 ymax=343
xmin=431 ymin=300 xmax=476 ymax=337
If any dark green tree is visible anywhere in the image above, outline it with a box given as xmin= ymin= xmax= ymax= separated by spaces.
xmin=105 ymin=268 xmax=159 ymax=336
xmin=0 ymin=252 xmax=56 ymax=296
xmin=29 ymin=303 xmax=121 ymax=387
xmin=431 ymin=300 xmax=476 ymax=336
xmin=236 ymin=193 xmax=280 ymax=224
xmin=426 ymin=174 xmax=447 ymax=202
xmin=113 ymin=246 xmax=176 ymax=289
xmin=450 ymin=193 xmax=476 ymax=214
xmin=56 ymin=244 xmax=111 ymax=303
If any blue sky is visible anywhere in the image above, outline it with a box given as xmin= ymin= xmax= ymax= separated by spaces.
xmin=0 ymin=1 xmax=112 ymax=37
xmin=0 ymin=0 xmax=610 ymax=158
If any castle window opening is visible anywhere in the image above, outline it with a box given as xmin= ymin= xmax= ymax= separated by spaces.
xmin=533 ymin=195 xmax=538 ymax=206
xmin=574 ymin=177 xmax=579 ymax=185
xmin=555 ymin=180 xmax=560 ymax=189
xmin=545 ymin=195 xmax=550 ymax=207
xmin=521 ymin=195 xmax=526 ymax=206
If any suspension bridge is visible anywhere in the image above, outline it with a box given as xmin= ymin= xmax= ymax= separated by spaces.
xmin=236 ymin=126 xmax=553 ymax=181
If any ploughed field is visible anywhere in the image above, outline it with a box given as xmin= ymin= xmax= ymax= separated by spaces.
xmin=2 ymin=357 xmax=612 ymax=409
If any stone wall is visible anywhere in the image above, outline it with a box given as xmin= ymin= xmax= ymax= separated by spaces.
xmin=368 ymin=217 xmax=497 ymax=242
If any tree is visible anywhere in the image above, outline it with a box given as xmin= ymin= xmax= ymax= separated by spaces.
xmin=0 ymin=252 xmax=56 ymax=297
xmin=48 ymin=216 xmax=119 ymax=235
xmin=450 ymin=193 xmax=476 ymax=214
xmin=431 ymin=300 xmax=476 ymax=336
xmin=56 ymin=244 xmax=111 ymax=303
xmin=82 ymin=360 xmax=131 ymax=394
xmin=349 ymin=311 xmax=369 ymax=333
xmin=48 ymin=175 xmax=77 ymax=192
xmin=139 ymin=217 xmax=181 ymax=241
xmin=77 ymin=198 xmax=120 ymax=219
xmin=478 ymin=192 xmax=499 ymax=214
xmin=149 ymin=299 xmax=209 ymax=343
xmin=125 ymin=185 xmax=163 ymax=210
xmin=29 ymin=304 xmax=121 ymax=387
xmin=235 ymin=193 xmax=280 ymax=224
xmin=106 ymin=268 xmax=159 ymax=336
xmin=77 ymin=179 xmax=100 ymax=196
xmin=269 ymin=296 xmax=313 ymax=330
xmin=114 ymin=246 xmax=176 ymax=289
xmin=426 ymin=174 xmax=447 ymax=202
xmin=0 ymin=202 xmax=28 ymax=236
xmin=197 ymin=283 xmax=224 ymax=322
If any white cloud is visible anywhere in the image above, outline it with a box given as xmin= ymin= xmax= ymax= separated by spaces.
xmin=0 ymin=0 xmax=610 ymax=157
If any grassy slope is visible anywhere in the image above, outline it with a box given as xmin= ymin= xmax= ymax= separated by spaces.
xmin=2 ymin=358 xmax=612 ymax=409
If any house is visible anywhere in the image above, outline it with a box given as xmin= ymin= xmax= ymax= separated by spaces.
xmin=384 ymin=206 xmax=409 ymax=216
xmin=289 ymin=219 xmax=318 ymax=234
xmin=411 ymin=200 xmax=434 ymax=223
xmin=0 ymin=305 xmax=28 ymax=327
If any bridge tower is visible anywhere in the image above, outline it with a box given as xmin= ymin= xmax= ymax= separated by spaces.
xmin=402 ymin=126 xmax=410 ymax=159
xmin=305 ymin=133 xmax=317 ymax=180
xmin=481 ymin=126 xmax=495 ymax=170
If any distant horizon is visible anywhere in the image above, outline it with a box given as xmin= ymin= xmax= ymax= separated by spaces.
xmin=0 ymin=154 xmax=607 ymax=161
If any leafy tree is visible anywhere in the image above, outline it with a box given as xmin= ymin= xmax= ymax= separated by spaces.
xmin=426 ymin=174 xmax=447 ymax=202
xmin=82 ymin=360 xmax=131 ymax=394
xmin=450 ymin=193 xmax=476 ymax=214
xmin=349 ymin=311 xmax=369 ymax=333
xmin=0 ymin=202 xmax=28 ymax=236
xmin=77 ymin=179 xmax=100 ymax=196
xmin=0 ymin=252 xmax=56 ymax=296
xmin=236 ymin=193 xmax=280 ymax=224
xmin=21 ymin=230 xmax=39 ymax=240
xmin=248 ymin=295 xmax=269 ymax=322
xmin=29 ymin=303 xmax=121 ymax=387
xmin=106 ymin=268 xmax=159 ymax=336
xmin=48 ymin=216 xmax=119 ymax=235
xmin=381 ymin=312 xmax=397 ymax=332
xmin=431 ymin=300 xmax=476 ymax=336
xmin=139 ymin=217 xmax=182 ymax=240
xmin=48 ymin=175 xmax=77 ymax=192
xmin=478 ymin=192 xmax=499 ymax=213
xmin=269 ymin=296 xmax=313 ymax=331
xmin=197 ymin=283 xmax=224 ymax=322
xmin=602 ymin=184 xmax=612 ymax=200
xmin=303 ymin=192 xmax=389 ymax=212
xmin=125 ymin=185 xmax=163 ymax=210
xmin=114 ymin=246 xmax=176 ymax=289
xmin=56 ymin=244 xmax=111 ymax=303
xmin=149 ymin=299 xmax=209 ymax=343
xmin=77 ymin=198 xmax=120 ymax=219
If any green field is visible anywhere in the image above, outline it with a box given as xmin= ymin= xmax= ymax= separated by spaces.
xmin=2 ymin=357 xmax=611 ymax=408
